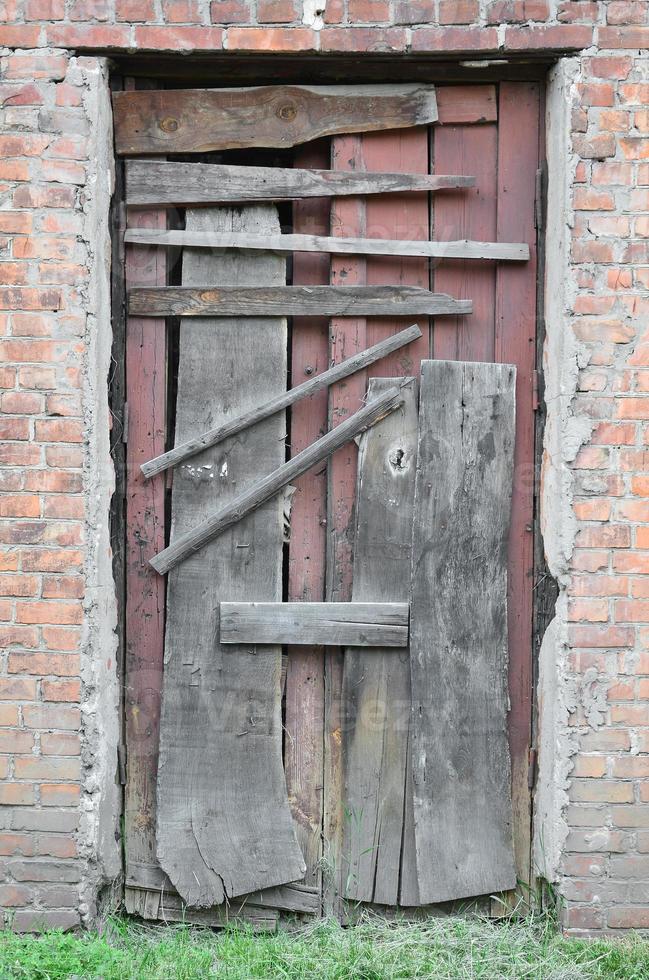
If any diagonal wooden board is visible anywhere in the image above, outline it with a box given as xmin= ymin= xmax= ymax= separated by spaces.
xmin=409 ymin=359 xmax=517 ymax=904
xmin=113 ymin=85 xmax=438 ymax=155
xmin=342 ymin=377 xmax=419 ymax=906
xmin=155 ymin=204 xmax=305 ymax=908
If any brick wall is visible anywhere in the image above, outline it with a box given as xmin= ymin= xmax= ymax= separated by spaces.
xmin=0 ymin=0 xmax=648 ymax=937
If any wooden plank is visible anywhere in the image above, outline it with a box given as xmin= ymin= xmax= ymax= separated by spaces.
xmin=436 ymin=85 xmax=497 ymax=125
xmin=495 ymin=82 xmax=540 ymax=892
xmin=220 ymin=602 xmax=409 ymax=647
xmin=155 ymin=204 xmax=305 ymax=907
xmin=284 ymin=139 xmax=329 ymax=895
xmin=125 ymin=160 xmax=473 ymax=206
xmin=113 ymin=85 xmax=438 ymax=155
xmin=124 ymin=195 xmax=167 ymax=881
xmin=124 ymin=228 xmax=529 ymax=262
xmin=151 ymin=384 xmax=405 ymax=575
xmin=129 ymin=286 xmax=472 ymax=318
xmin=142 ymin=325 xmax=422 ymax=478
xmin=409 ymin=359 xmax=517 ymax=904
xmin=341 ymin=377 xmax=418 ymax=906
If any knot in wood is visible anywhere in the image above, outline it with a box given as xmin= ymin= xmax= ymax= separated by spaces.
xmin=276 ymin=101 xmax=297 ymax=123
xmin=159 ymin=116 xmax=180 ymax=133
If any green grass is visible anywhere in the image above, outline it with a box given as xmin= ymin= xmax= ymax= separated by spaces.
xmin=0 ymin=910 xmax=648 ymax=980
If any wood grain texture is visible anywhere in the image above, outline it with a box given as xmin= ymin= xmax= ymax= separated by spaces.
xmin=124 ymin=203 xmax=167 ymax=882
xmin=151 ymin=384 xmax=405 ymax=575
xmin=113 ymin=85 xmax=438 ymax=155
xmin=141 ymin=325 xmax=422 ymax=478
xmin=125 ymin=160 xmax=473 ymax=206
xmin=409 ymin=359 xmax=517 ymax=904
xmin=155 ymin=205 xmax=305 ymax=907
xmin=435 ymin=85 xmax=497 ymax=125
xmin=284 ymin=139 xmax=330 ymax=894
xmin=342 ymin=378 xmax=418 ymax=906
xmin=220 ymin=602 xmax=409 ymax=647
xmin=125 ymin=228 xmax=528 ymax=262
xmin=129 ymin=285 xmax=472 ymax=318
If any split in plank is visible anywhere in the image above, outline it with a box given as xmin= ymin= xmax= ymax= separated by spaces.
xmin=125 ymin=228 xmax=530 ymax=263
xmin=220 ymin=602 xmax=409 ymax=647
xmin=129 ymin=286 xmax=472 ymax=319
xmin=113 ymin=85 xmax=438 ymax=155
xmin=142 ymin=324 xmax=422 ymax=478
xmin=409 ymin=359 xmax=517 ymax=904
xmin=151 ymin=383 xmax=405 ymax=575
xmin=125 ymin=160 xmax=474 ymax=206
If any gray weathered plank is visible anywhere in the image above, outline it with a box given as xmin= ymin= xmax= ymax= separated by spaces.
xmin=155 ymin=205 xmax=305 ymax=908
xmin=142 ymin=325 xmax=422 ymax=479
xmin=409 ymin=359 xmax=517 ymax=904
xmin=125 ymin=160 xmax=473 ymax=205
xmin=151 ymin=384 xmax=405 ymax=576
xmin=128 ymin=286 xmax=472 ymax=318
xmin=114 ymin=85 xmax=439 ymax=155
xmin=220 ymin=601 xmax=409 ymax=647
xmin=125 ymin=228 xmax=529 ymax=262
xmin=341 ymin=378 xmax=419 ymax=906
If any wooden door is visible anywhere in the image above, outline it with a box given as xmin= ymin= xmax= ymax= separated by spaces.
xmin=118 ymin=80 xmax=543 ymax=923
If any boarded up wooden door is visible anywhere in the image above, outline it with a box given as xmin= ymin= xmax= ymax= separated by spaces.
xmin=119 ymin=80 xmax=543 ymax=924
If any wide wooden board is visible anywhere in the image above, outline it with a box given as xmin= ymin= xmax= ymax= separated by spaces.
xmin=125 ymin=228 xmax=529 ymax=262
xmin=113 ymin=85 xmax=438 ymax=155
xmin=155 ymin=205 xmax=305 ymax=907
xmin=220 ymin=602 xmax=409 ymax=647
xmin=409 ymin=359 xmax=517 ymax=904
xmin=129 ymin=286 xmax=472 ymax=318
xmin=125 ymin=161 xmax=472 ymax=206
xmin=342 ymin=377 xmax=418 ymax=906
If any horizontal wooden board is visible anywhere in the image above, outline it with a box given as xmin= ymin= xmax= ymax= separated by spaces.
xmin=129 ymin=286 xmax=472 ymax=319
xmin=142 ymin=325 xmax=422 ymax=478
xmin=125 ymin=228 xmax=529 ymax=262
xmin=125 ymin=161 xmax=474 ymax=206
xmin=113 ymin=84 xmax=438 ymax=155
xmin=220 ymin=602 xmax=409 ymax=647
xmin=436 ymin=85 xmax=497 ymax=124
xmin=151 ymin=384 xmax=405 ymax=575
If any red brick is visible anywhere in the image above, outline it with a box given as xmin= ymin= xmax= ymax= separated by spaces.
xmin=257 ymin=0 xmax=299 ymax=19
xmin=0 ymin=783 xmax=35 ymax=806
xmin=0 ymin=833 xmax=35 ymax=856
xmin=0 ymin=25 xmax=41 ymax=45
xmin=18 ymin=366 xmax=57 ymax=390
xmin=15 ymin=756 xmax=81 ymax=780
xmin=606 ymin=2 xmax=648 ymax=25
xmin=43 ymin=496 xmax=84 ymax=520
xmin=613 ymin=806 xmax=649 ymax=828
xmin=0 ymin=496 xmax=40 ymax=518
xmin=612 ymin=757 xmax=649 ymax=778
xmin=616 ymin=398 xmax=649 ymax=419
xmin=42 ymin=679 xmax=80 ymax=702
xmin=22 ymin=704 xmax=80 ymax=730
xmin=41 ymin=783 xmax=81 ymax=806
xmin=557 ymin=0 xmax=597 ymax=21
xmin=568 ymin=625 xmax=634 ymax=648
xmin=24 ymin=0 xmax=65 ymax=16
xmin=504 ymin=24 xmax=593 ymax=48
xmin=9 ymin=653 xmax=80 ymax=677
xmin=42 ymin=625 xmax=81 ymax=650
xmin=610 ymin=704 xmax=649 ymax=725
xmin=0 ymin=213 xmax=32 ymax=235
xmin=438 ymin=0 xmax=478 ymax=23
xmin=586 ymin=55 xmax=634 ymax=78
xmin=16 ymin=602 xmax=82 ymax=626
xmin=615 ymin=599 xmax=649 ymax=623
xmin=487 ymin=0 xmax=549 ymax=24
xmin=575 ymin=525 xmax=631 ymax=548
xmin=0 ymin=676 xmax=37 ymax=700
xmin=570 ymin=779 xmax=634 ymax=803
xmin=46 ymin=24 xmax=131 ymax=46
xmin=115 ymin=0 xmax=156 ymax=17
xmin=209 ymin=0 xmax=250 ymax=19
xmin=599 ymin=26 xmax=649 ymax=47
xmin=34 ymin=419 xmax=83 ymax=443
xmin=592 ymin=422 xmax=636 ymax=445
xmin=410 ymin=25 xmax=499 ymax=50
xmin=0 ymin=729 xmax=34 ymax=753
xmin=0 ymin=574 xmax=39 ymax=597
xmin=0 ymin=418 xmax=30 ymax=441
xmin=0 ymin=884 xmax=33 ymax=905
xmin=0 ymin=705 xmax=19 ymax=726
xmin=36 ymin=835 xmax=77 ymax=858
xmin=162 ymin=0 xmax=201 ymax=20
xmin=22 ymin=550 xmax=83 ymax=573
xmin=1 ymin=391 xmax=43 ymax=414
xmin=574 ymin=187 xmax=615 ymax=210
xmin=572 ymin=756 xmax=608 ymax=778
xmin=608 ymin=908 xmax=649 ymax=929
xmin=133 ymin=24 xmax=225 ymax=47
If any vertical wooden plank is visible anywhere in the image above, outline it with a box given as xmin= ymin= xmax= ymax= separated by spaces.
xmin=124 ymin=206 xmax=167 ymax=880
xmin=285 ymin=140 xmax=330 ymax=892
xmin=409 ymin=359 xmax=517 ymax=904
xmin=495 ymin=82 xmax=540 ymax=888
xmin=156 ymin=206 xmax=305 ymax=907
xmin=342 ymin=378 xmax=418 ymax=906
xmin=431 ymin=121 xmax=498 ymax=363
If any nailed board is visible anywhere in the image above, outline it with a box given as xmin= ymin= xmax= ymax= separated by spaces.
xmin=113 ymin=85 xmax=438 ymax=155
xmin=409 ymin=359 xmax=517 ymax=904
xmin=125 ymin=161 xmax=472 ymax=206
xmin=125 ymin=228 xmax=529 ymax=262
xmin=155 ymin=205 xmax=305 ymax=907
xmin=342 ymin=378 xmax=419 ymax=906
xmin=220 ymin=602 xmax=409 ymax=647
xmin=128 ymin=286 xmax=472 ymax=318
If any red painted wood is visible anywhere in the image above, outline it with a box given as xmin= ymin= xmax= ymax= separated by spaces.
xmin=436 ymin=85 xmax=497 ymax=125
xmin=431 ymin=122 xmax=498 ymax=363
xmin=495 ymin=82 xmax=540 ymax=882
xmin=285 ymin=139 xmax=330 ymax=888
xmin=124 ymin=204 xmax=167 ymax=870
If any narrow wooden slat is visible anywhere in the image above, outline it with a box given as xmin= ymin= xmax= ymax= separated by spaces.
xmin=142 ymin=325 xmax=422 ymax=478
xmin=342 ymin=378 xmax=418 ymax=906
xmin=129 ymin=286 xmax=472 ymax=318
xmin=409 ymin=359 xmax=517 ymax=904
xmin=220 ymin=602 xmax=409 ymax=647
xmin=151 ymin=384 xmax=405 ymax=575
xmin=125 ymin=228 xmax=529 ymax=261
xmin=113 ymin=85 xmax=438 ymax=155
xmin=125 ymin=160 xmax=473 ymax=206
xmin=284 ymin=139 xmax=329 ymax=894
xmin=155 ymin=205 xmax=305 ymax=907
xmin=495 ymin=81 xmax=540 ymax=892
xmin=436 ymin=85 xmax=497 ymax=125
